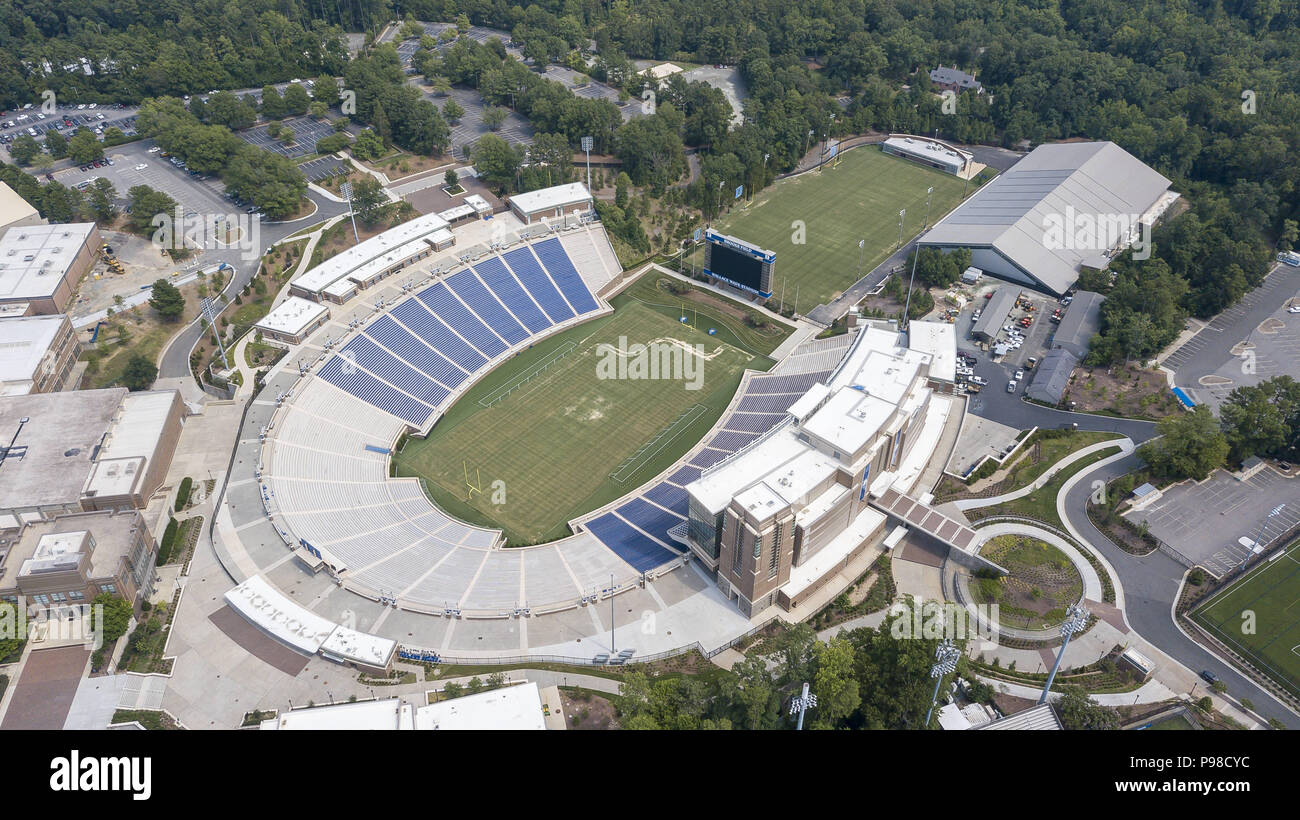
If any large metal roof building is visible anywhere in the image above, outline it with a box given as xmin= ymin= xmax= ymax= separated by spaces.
xmin=918 ymin=142 xmax=1173 ymax=295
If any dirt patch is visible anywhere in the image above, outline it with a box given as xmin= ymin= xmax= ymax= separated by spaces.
xmin=1062 ymin=363 xmax=1182 ymax=419
xmin=559 ymin=688 xmax=620 ymax=730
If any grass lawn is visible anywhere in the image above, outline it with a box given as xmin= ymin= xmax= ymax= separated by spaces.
xmin=395 ymin=291 xmax=777 ymax=544
xmin=1192 ymin=537 xmax=1300 ymax=700
xmin=935 ymin=430 xmax=1124 ymax=501
xmin=972 ymin=534 xmax=1083 ymax=630
xmin=689 ymin=145 xmax=971 ymax=312
xmin=79 ymin=280 xmax=203 ymax=390
xmin=968 ymin=445 xmax=1124 ymax=527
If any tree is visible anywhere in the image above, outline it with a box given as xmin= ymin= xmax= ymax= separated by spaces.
xmin=1138 ymin=405 xmax=1229 ymax=482
xmin=310 ymin=100 xmax=328 ymax=119
xmin=122 ymin=354 xmax=158 ymax=391
xmin=148 ymin=278 xmax=186 ymax=321
xmin=67 ymin=128 xmax=105 ymax=164
xmin=312 ymin=75 xmax=340 ymax=108
xmin=283 ymin=83 xmax=311 ymax=116
xmin=44 ymin=129 xmax=68 ymax=159
xmin=615 ymin=172 xmax=631 ymax=208
xmin=127 ymin=185 xmax=178 ymax=234
xmin=444 ymin=167 xmax=459 ymax=188
xmin=8 ymin=134 xmax=40 ymax=165
xmin=472 ymin=133 xmax=523 ymax=193
xmin=1055 ymin=686 xmax=1121 ymax=730
xmin=86 ymin=178 xmax=118 ymax=222
xmin=442 ymin=98 xmax=465 ymax=123
xmin=93 ymin=593 xmax=133 ymax=642
xmin=352 ymin=129 xmax=385 ymax=160
xmin=482 ymin=105 xmax=507 ymax=132
xmin=350 ymin=176 xmax=388 ymax=224
xmin=1219 ymin=376 xmax=1300 ymax=462
xmin=260 ymin=85 xmax=286 ymax=119
xmin=810 ymin=637 xmax=860 ymax=728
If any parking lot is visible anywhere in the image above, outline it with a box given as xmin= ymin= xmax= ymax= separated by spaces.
xmin=542 ymin=65 xmax=642 ymax=121
xmin=1165 ymin=265 xmax=1300 ymax=410
xmin=438 ymin=86 xmax=534 ymax=154
xmin=954 ymin=284 xmax=1061 ymax=395
xmin=679 ymin=64 xmax=747 ymax=126
xmin=55 ymin=140 xmax=233 ymax=222
xmin=0 ymin=103 xmax=139 ymax=162
xmin=297 ymin=155 xmax=349 ymax=182
xmin=1126 ymin=466 xmax=1300 ymax=577
xmin=238 ymin=115 xmax=338 ymax=159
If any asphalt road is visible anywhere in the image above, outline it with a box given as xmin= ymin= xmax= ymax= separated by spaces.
xmin=156 ymin=188 xmax=348 ymax=380
xmin=1060 ymin=452 xmax=1300 ymax=728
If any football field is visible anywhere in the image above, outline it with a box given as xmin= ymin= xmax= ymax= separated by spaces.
xmin=394 ymin=296 xmax=772 ymax=544
xmin=1192 ymin=537 xmax=1300 ymax=699
xmin=691 ymin=145 xmax=970 ymax=313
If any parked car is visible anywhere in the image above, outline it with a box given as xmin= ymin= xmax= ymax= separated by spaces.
xmin=1200 ymin=670 xmax=1219 ymax=685
xmin=1007 ymin=380 xmax=1017 ymax=393
xmin=1015 ymin=369 xmax=1024 ymax=380
xmin=134 ymin=163 xmax=148 ymax=171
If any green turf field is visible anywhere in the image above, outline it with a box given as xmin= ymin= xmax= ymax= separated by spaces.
xmin=394 ymin=282 xmax=785 ymax=544
xmin=1191 ymin=537 xmax=1300 ymax=699
xmin=690 ymin=145 xmax=971 ymax=313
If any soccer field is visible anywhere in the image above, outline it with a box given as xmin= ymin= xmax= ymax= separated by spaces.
xmin=394 ymin=295 xmax=773 ymax=544
xmin=1191 ymin=537 xmax=1300 ymax=699
xmin=692 ymin=145 xmax=970 ymax=313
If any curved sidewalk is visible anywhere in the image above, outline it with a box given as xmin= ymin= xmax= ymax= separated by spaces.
xmin=955 ymin=437 xmax=1134 ymax=511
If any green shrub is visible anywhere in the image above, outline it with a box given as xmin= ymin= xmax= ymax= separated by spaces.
xmin=174 ymin=477 xmax=193 ymax=512
xmin=157 ymin=517 xmax=178 ymax=565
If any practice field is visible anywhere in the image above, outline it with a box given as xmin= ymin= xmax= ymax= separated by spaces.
xmin=692 ymin=145 xmax=969 ymax=313
xmin=395 ymin=290 xmax=780 ymax=544
xmin=1192 ymin=537 xmax=1300 ymax=699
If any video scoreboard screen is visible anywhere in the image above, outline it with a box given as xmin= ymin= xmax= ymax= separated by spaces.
xmin=702 ymin=229 xmax=775 ymax=298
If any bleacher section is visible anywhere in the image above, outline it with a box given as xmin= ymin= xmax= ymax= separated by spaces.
xmin=314 ymin=235 xmax=610 ymax=428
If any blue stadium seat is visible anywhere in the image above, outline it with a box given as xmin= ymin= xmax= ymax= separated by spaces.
xmin=417 ymin=282 xmax=509 ymax=358
xmin=585 ymin=513 xmax=677 ymax=573
xmin=337 ymin=336 xmax=450 ymax=408
xmin=615 ymin=498 xmax=686 ymax=546
xmin=445 ymin=270 xmax=530 ymax=345
xmin=365 ymin=315 xmax=468 ymax=389
xmin=318 ymin=356 xmax=434 ymax=426
xmin=532 ymin=237 xmax=600 ymax=314
xmin=502 ymin=247 xmax=575 ymax=323
xmin=471 ymin=257 xmax=553 ymax=334
xmin=391 ymin=299 xmax=487 ymax=373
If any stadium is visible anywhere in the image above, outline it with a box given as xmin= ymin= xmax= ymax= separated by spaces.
xmin=218 ymin=183 xmax=962 ymax=664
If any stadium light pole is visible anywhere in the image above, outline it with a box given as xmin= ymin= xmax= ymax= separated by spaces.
xmin=922 ymin=186 xmax=934 ymax=231
xmin=897 ymin=208 xmax=906 ymax=249
xmin=1040 ymin=605 xmax=1090 ymax=704
xmin=581 ymin=135 xmax=593 ymax=191
xmin=789 ymin=682 xmax=817 ymax=730
xmin=340 ymin=181 xmax=360 ymax=245
xmin=924 ymin=640 xmax=961 ymax=727
xmin=1241 ymin=503 xmax=1286 ymax=575
xmin=902 ymin=242 xmax=921 ymax=331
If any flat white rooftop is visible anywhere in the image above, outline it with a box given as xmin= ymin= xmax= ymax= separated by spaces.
xmin=0 ymin=314 xmax=66 ymax=394
xmin=0 ymin=181 xmax=40 ymax=228
xmin=293 ymin=212 xmax=450 ymax=294
xmin=413 ymin=681 xmax=546 ymax=730
xmin=261 ymin=698 xmax=413 ymax=730
xmin=256 ymin=296 xmax=329 ymax=336
xmin=905 ymin=321 xmax=957 ymax=383
xmin=224 ymin=575 xmax=336 ymax=655
xmin=0 ymin=223 xmax=95 ymax=301
xmin=509 ymin=182 xmax=592 ymax=215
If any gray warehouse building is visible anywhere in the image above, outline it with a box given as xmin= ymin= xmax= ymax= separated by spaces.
xmin=1052 ymin=291 xmax=1105 ymax=359
xmin=1027 ymin=348 xmax=1079 ymax=405
xmin=971 ymin=288 xmax=1021 ymax=343
xmin=918 ymin=142 xmax=1173 ymax=295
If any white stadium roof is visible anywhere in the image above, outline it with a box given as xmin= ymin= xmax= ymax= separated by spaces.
xmin=255 ymin=296 xmax=329 ymax=337
xmin=919 ymin=141 xmax=1171 ymax=294
xmin=0 ymin=314 xmax=65 ymax=395
xmin=293 ymin=212 xmax=450 ymax=295
xmin=508 ymin=182 xmax=592 ymax=215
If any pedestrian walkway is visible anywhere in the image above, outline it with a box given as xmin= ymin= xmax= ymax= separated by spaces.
xmin=955 ymin=437 xmax=1135 ymax=511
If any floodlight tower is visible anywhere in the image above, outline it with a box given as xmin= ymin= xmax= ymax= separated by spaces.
xmin=1040 ymin=604 xmax=1090 ymax=704
xmin=924 ymin=639 xmax=961 ymax=726
xmin=789 ymin=682 xmax=818 ymax=730
xmin=581 ymin=136 xmax=593 ymax=191
xmin=1242 ymin=503 xmax=1287 ymax=575
xmin=922 ymin=186 xmax=934 ymax=231
xmin=340 ymin=181 xmax=360 ymax=245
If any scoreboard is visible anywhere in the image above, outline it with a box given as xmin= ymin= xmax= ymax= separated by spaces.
xmin=702 ymin=228 xmax=775 ymax=299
